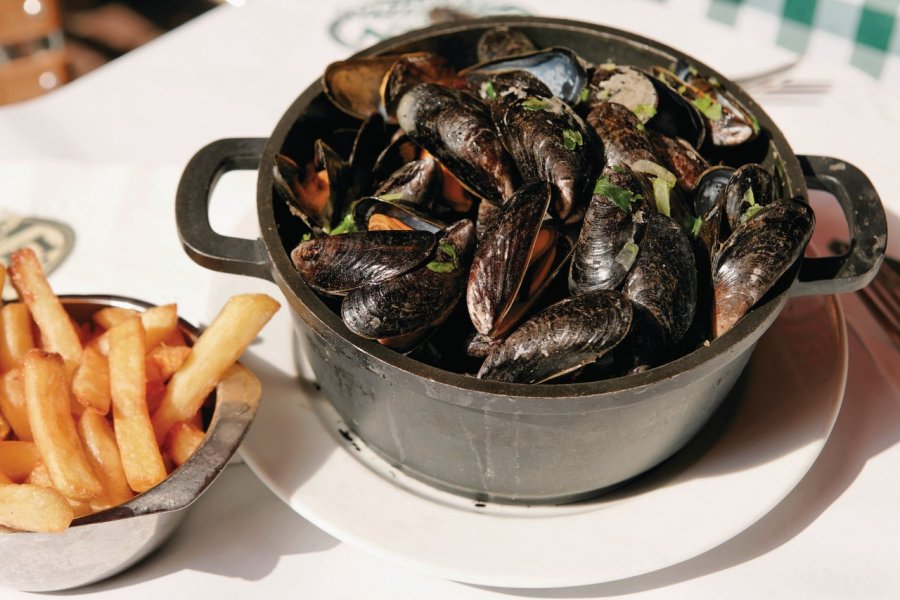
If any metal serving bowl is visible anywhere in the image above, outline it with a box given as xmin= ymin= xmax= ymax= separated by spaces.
xmin=0 ymin=295 xmax=261 ymax=592
xmin=175 ymin=17 xmax=886 ymax=504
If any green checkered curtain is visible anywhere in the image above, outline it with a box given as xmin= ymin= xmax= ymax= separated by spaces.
xmin=701 ymin=0 xmax=900 ymax=86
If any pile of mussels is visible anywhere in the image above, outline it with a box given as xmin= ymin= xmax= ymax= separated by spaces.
xmin=274 ymin=26 xmax=815 ymax=384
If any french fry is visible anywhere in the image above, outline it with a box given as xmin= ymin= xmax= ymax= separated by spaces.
xmin=24 ymin=461 xmax=92 ymax=518
xmin=0 ymin=441 xmax=39 ymax=481
xmin=77 ymin=409 xmax=133 ymax=508
xmin=9 ymin=249 xmax=83 ymax=372
xmin=0 ymin=411 xmax=9 ymax=440
xmin=91 ymin=304 xmax=178 ymax=355
xmin=0 ymin=303 xmax=35 ymax=372
xmin=0 ymin=367 xmax=31 ymax=441
xmin=22 ymin=349 xmax=102 ymax=500
xmin=0 ymin=263 xmax=5 ymax=297
xmin=0 ymin=470 xmax=11 ymax=484
xmin=164 ymin=421 xmax=205 ymax=467
xmin=92 ymin=307 xmax=139 ymax=330
xmin=72 ymin=345 xmax=111 ymax=415
xmin=108 ymin=317 xmax=166 ymax=493
xmin=152 ymin=294 xmax=279 ymax=442
xmin=147 ymin=345 xmax=191 ymax=382
xmin=0 ymin=483 xmax=75 ymax=532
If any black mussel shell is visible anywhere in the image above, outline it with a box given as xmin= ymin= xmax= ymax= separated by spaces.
xmin=646 ymin=73 xmax=707 ymax=149
xmin=476 ymin=26 xmax=537 ymax=63
xmin=587 ymin=65 xmax=658 ymax=122
xmin=693 ymin=165 xmax=735 ymax=216
xmin=373 ymin=158 xmax=443 ymax=208
xmin=372 ymin=132 xmax=419 ymax=183
xmin=712 ymin=198 xmax=814 ymax=337
xmin=272 ymin=153 xmax=329 ymax=236
xmin=648 ymin=130 xmax=709 ymax=192
xmin=353 ymin=197 xmax=445 ymax=233
xmin=476 ymin=199 xmax=501 ymax=240
xmin=494 ymin=94 xmax=596 ymax=222
xmin=478 ymin=290 xmax=633 ymax=384
xmin=569 ymin=164 xmax=649 ymax=294
xmin=341 ymin=220 xmax=476 ymax=342
xmin=323 ymin=55 xmax=399 ymax=119
xmin=623 ymin=211 xmax=698 ymax=345
xmin=380 ymin=52 xmax=461 ymax=121
xmin=722 ymin=163 xmax=774 ymax=232
xmin=461 ymin=47 xmax=588 ymax=105
xmin=396 ymin=83 xmax=518 ymax=205
xmin=467 ymin=181 xmax=552 ymax=337
xmin=586 ymin=101 xmax=657 ymax=168
xmin=291 ymin=230 xmax=435 ymax=295
xmin=465 ymin=332 xmax=500 ymax=358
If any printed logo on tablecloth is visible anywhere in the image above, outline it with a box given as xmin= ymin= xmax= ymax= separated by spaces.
xmin=0 ymin=212 xmax=75 ymax=300
xmin=329 ymin=0 xmax=528 ymax=49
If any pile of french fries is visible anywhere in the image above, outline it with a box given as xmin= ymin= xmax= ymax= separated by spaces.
xmin=0 ymin=248 xmax=279 ymax=533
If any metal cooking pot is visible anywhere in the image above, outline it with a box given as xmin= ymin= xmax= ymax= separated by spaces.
xmin=175 ymin=17 xmax=886 ymax=504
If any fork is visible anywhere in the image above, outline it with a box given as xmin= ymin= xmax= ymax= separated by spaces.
xmin=830 ymin=240 xmax=900 ymax=348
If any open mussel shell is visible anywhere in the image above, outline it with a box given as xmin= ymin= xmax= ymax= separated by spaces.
xmin=569 ymin=164 xmax=650 ymax=295
xmin=647 ymin=130 xmax=709 ymax=192
xmin=272 ymin=153 xmax=329 ymax=235
xmin=372 ymin=132 xmax=419 ymax=183
xmin=341 ymin=219 xmax=476 ymax=346
xmin=476 ymin=26 xmax=537 ymax=63
xmin=468 ymin=70 xmax=553 ymax=106
xmin=477 ymin=290 xmax=633 ymax=384
xmin=290 ymin=230 xmax=435 ymax=296
xmin=380 ymin=52 xmax=460 ymax=121
xmin=712 ymin=197 xmax=814 ymax=337
xmin=467 ymin=181 xmax=570 ymax=339
xmin=396 ymin=83 xmax=518 ymax=206
xmin=372 ymin=157 xmax=443 ymax=208
xmin=722 ymin=163 xmax=774 ymax=232
xmin=623 ymin=210 xmax=698 ymax=345
xmin=651 ymin=66 xmax=755 ymax=147
xmin=693 ymin=165 xmax=734 ymax=216
xmin=586 ymin=101 xmax=657 ymax=168
xmin=646 ymin=72 xmax=707 ymax=149
xmin=461 ymin=47 xmax=588 ymax=105
xmin=586 ymin=65 xmax=658 ymax=123
xmin=353 ymin=197 xmax=445 ymax=233
xmin=494 ymin=94 xmax=596 ymax=222
xmin=322 ymin=55 xmax=400 ymax=120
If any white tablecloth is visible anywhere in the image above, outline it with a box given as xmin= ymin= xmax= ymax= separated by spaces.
xmin=1 ymin=1 xmax=898 ymax=598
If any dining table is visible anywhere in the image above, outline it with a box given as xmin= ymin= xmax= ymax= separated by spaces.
xmin=1 ymin=0 xmax=899 ymax=598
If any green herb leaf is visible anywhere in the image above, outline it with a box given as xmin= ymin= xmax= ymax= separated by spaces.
xmin=328 ymin=211 xmax=358 ymax=236
xmin=614 ymin=241 xmax=639 ymax=271
xmin=631 ymin=104 xmax=657 ymax=120
xmin=562 ymin=128 xmax=583 ymax=150
xmin=599 ymin=62 xmax=617 ymax=72
xmin=691 ymin=94 xmax=723 ymax=121
xmin=579 ymin=87 xmax=590 ymax=104
xmin=652 ymin=176 xmax=672 ymax=217
xmin=300 ymin=231 xmax=313 ymax=242
xmin=635 ymin=122 xmax=646 ymax=132
xmin=690 ymin=216 xmax=702 ymax=237
xmin=742 ymin=187 xmax=756 ymax=207
xmin=426 ymin=261 xmax=457 ymax=273
xmin=677 ymin=85 xmax=687 ymax=94
xmin=522 ymin=97 xmax=547 ymax=111
xmin=438 ymin=242 xmax=457 ymax=262
xmin=749 ymin=113 xmax=760 ymax=135
xmin=426 ymin=242 xmax=460 ymax=273
xmin=484 ymin=81 xmax=497 ymax=100
xmin=687 ymin=65 xmax=698 ymax=76
xmin=594 ymin=176 xmax=642 ymax=212
xmin=708 ymin=76 xmax=721 ymax=88
xmin=742 ymin=204 xmax=764 ymax=222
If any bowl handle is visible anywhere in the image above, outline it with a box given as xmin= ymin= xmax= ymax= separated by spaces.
xmin=176 ymin=138 xmax=273 ymax=282
xmin=789 ymin=155 xmax=887 ymax=297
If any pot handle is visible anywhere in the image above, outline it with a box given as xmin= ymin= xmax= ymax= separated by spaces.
xmin=176 ymin=137 xmax=274 ymax=282
xmin=789 ymin=155 xmax=887 ymax=297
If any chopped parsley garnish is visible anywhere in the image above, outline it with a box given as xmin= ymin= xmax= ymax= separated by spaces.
xmin=328 ymin=211 xmax=357 ymax=235
xmin=426 ymin=242 xmax=459 ymax=273
xmin=743 ymin=187 xmax=756 ymax=207
xmin=742 ymin=204 xmax=764 ymax=222
xmin=594 ymin=176 xmax=642 ymax=212
xmin=615 ymin=241 xmax=639 ymax=270
xmin=635 ymin=122 xmax=646 ymax=132
xmin=562 ymin=128 xmax=583 ymax=150
xmin=689 ymin=216 xmax=703 ymax=237
xmin=632 ymin=103 xmax=657 ymax=120
xmin=484 ymin=81 xmax=497 ymax=100
xmin=522 ymin=97 xmax=547 ymax=111
xmin=749 ymin=113 xmax=761 ymax=134
xmin=579 ymin=87 xmax=590 ymax=103
xmin=652 ymin=176 xmax=674 ymax=217
xmin=691 ymin=94 xmax=723 ymax=121
xmin=708 ymin=76 xmax=721 ymax=88
xmin=300 ymin=231 xmax=313 ymax=242
xmin=677 ymin=85 xmax=687 ymax=94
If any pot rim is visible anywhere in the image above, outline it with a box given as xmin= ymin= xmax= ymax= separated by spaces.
xmin=256 ymin=15 xmax=806 ymax=401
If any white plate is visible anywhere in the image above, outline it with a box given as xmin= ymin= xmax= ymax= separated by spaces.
xmin=240 ymin=294 xmax=847 ymax=588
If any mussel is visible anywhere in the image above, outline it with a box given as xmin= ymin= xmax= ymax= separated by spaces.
xmin=462 ymin=47 xmax=588 ymax=105
xmin=476 ymin=26 xmax=537 ymax=62
xmin=478 ymin=290 xmax=633 ymax=383
xmin=396 ymin=83 xmax=519 ymax=205
xmin=586 ymin=64 xmax=658 ymax=122
xmin=586 ymin=100 xmax=657 ymax=167
xmin=712 ymin=198 xmax=814 ymax=337
xmin=721 ymin=163 xmax=774 ymax=231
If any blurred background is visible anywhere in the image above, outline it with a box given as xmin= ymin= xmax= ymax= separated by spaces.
xmin=0 ymin=0 xmax=218 ymax=104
